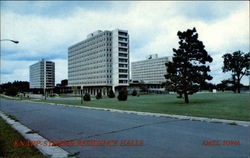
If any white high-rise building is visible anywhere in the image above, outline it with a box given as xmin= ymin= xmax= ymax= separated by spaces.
xmin=68 ymin=29 xmax=129 ymax=95
xmin=131 ymin=55 xmax=172 ymax=84
xmin=29 ymin=59 xmax=55 ymax=89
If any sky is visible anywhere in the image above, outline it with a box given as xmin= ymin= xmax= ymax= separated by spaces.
xmin=0 ymin=1 xmax=249 ymax=85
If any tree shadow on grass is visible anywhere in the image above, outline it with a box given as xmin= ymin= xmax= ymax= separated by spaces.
xmin=163 ymin=99 xmax=222 ymax=106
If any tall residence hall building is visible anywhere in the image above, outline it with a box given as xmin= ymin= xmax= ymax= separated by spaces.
xmin=29 ymin=59 xmax=55 ymax=90
xmin=131 ymin=54 xmax=172 ymax=92
xmin=68 ymin=29 xmax=129 ymax=95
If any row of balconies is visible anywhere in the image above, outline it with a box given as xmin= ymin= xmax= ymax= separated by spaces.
xmin=118 ymin=37 xmax=128 ymax=43
xmin=69 ymin=80 xmax=112 ymax=84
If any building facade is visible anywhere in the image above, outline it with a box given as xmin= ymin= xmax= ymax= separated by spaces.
xmin=29 ymin=59 xmax=55 ymax=89
xmin=131 ymin=54 xmax=172 ymax=92
xmin=68 ymin=29 xmax=129 ymax=95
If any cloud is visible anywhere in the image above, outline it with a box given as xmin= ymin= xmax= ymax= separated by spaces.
xmin=0 ymin=1 xmax=249 ymax=85
xmin=0 ymin=59 xmax=35 ymax=83
xmin=0 ymin=59 xmax=67 ymax=84
xmin=126 ymin=1 xmax=249 ymax=84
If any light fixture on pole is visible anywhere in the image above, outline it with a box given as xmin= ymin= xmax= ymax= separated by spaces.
xmin=0 ymin=39 xmax=19 ymax=44
xmin=0 ymin=38 xmax=19 ymax=85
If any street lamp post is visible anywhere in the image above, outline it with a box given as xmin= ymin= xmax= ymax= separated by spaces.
xmin=0 ymin=39 xmax=19 ymax=84
xmin=0 ymin=39 xmax=19 ymax=44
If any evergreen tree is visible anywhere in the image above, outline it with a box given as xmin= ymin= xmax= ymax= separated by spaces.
xmin=165 ymin=27 xmax=213 ymax=103
xmin=108 ymin=89 xmax=115 ymax=98
xmin=117 ymin=88 xmax=128 ymax=101
xmin=83 ymin=93 xmax=91 ymax=101
xmin=96 ymin=92 xmax=102 ymax=99
xmin=132 ymin=89 xmax=137 ymax=96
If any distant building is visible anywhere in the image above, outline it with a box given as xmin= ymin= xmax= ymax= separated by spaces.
xmin=54 ymin=79 xmax=72 ymax=94
xmin=68 ymin=29 xmax=130 ymax=95
xmin=131 ymin=54 xmax=172 ymax=84
xmin=29 ymin=59 xmax=55 ymax=89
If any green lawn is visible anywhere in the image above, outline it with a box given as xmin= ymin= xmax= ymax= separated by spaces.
xmin=57 ymin=94 xmax=80 ymax=98
xmin=1 ymin=92 xmax=249 ymax=121
xmin=0 ymin=117 xmax=47 ymax=158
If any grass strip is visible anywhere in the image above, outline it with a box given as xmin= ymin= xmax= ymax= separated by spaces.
xmin=0 ymin=117 xmax=47 ymax=158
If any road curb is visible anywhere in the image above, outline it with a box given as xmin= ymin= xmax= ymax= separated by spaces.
xmin=0 ymin=110 xmax=73 ymax=158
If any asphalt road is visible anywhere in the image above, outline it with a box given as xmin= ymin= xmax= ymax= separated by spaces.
xmin=0 ymin=99 xmax=249 ymax=158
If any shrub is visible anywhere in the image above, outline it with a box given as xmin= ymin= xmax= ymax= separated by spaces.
xmin=108 ymin=90 xmax=115 ymax=98
xmin=0 ymin=87 xmax=3 ymax=94
xmin=117 ymin=88 xmax=128 ymax=101
xmin=83 ymin=93 xmax=91 ymax=101
xmin=5 ymin=87 xmax=18 ymax=96
xmin=132 ymin=89 xmax=137 ymax=96
xmin=96 ymin=92 xmax=102 ymax=99
xmin=49 ymin=93 xmax=56 ymax=97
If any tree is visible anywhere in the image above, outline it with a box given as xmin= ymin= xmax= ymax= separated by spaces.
xmin=83 ymin=93 xmax=91 ymax=101
xmin=200 ymin=82 xmax=216 ymax=92
xmin=131 ymin=89 xmax=137 ymax=96
xmin=138 ymin=81 xmax=148 ymax=93
xmin=96 ymin=92 xmax=102 ymax=99
xmin=117 ymin=88 xmax=128 ymax=101
xmin=5 ymin=87 xmax=18 ymax=96
xmin=61 ymin=79 xmax=68 ymax=87
xmin=217 ymin=80 xmax=228 ymax=92
xmin=108 ymin=89 xmax=115 ymax=98
xmin=222 ymin=51 xmax=250 ymax=93
xmin=0 ymin=81 xmax=29 ymax=93
xmin=165 ymin=27 xmax=213 ymax=103
xmin=163 ymin=79 xmax=182 ymax=98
